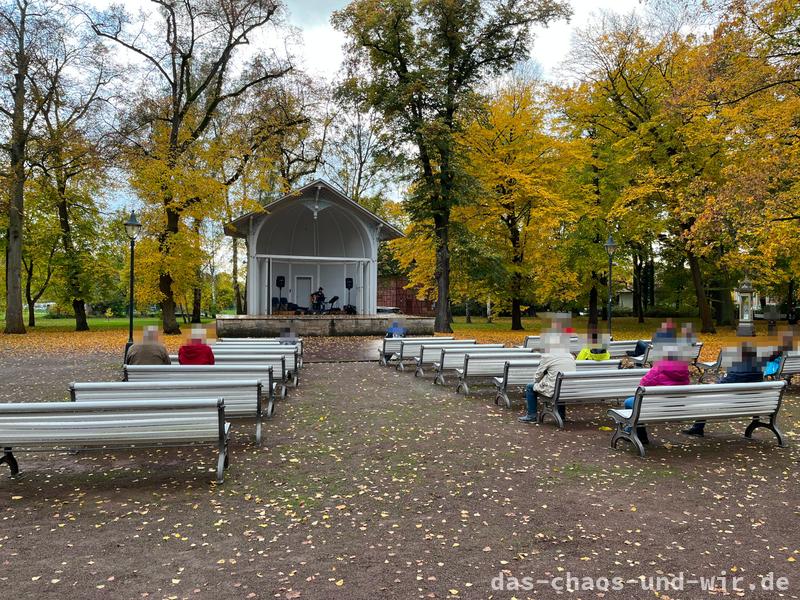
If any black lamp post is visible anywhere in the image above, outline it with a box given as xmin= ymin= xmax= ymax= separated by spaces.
xmin=604 ymin=234 xmax=618 ymax=337
xmin=124 ymin=211 xmax=142 ymax=358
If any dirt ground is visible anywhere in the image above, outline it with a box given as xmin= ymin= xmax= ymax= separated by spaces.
xmin=0 ymin=338 xmax=798 ymax=600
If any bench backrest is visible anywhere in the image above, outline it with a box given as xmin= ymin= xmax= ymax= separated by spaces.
xmin=382 ymin=336 xmax=453 ymax=356
xmin=213 ymin=339 xmax=304 ymax=355
xmin=419 ymin=343 xmax=502 ymax=364
xmin=0 ymin=399 xmax=224 ymax=447
xmin=632 ymin=381 xmax=786 ymax=423
xmin=522 ymin=335 xmax=581 ymax=353
xmin=779 ymin=352 xmax=800 ymax=377
xmin=647 ymin=342 xmax=704 ymax=363
xmin=607 ymin=340 xmax=640 ymax=358
xmin=500 ymin=360 xmax=624 ymax=387
xmin=463 ymin=352 xmax=542 ymax=377
xmin=439 ymin=347 xmax=533 ymax=370
xmin=551 ymin=369 xmax=651 ymax=402
xmin=125 ymin=363 xmax=280 ymax=385
xmin=70 ymin=379 xmax=263 ymax=418
xmin=167 ymin=353 xmax=288 ymax=378
xmin=399 ymin=338 xmax=476 ymax=360
xmin=212 ymin=345 xmax=300 ymax=369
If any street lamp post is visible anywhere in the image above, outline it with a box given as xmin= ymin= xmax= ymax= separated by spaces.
xmin=604 ymin=234 xmax=618 ymax=338
xmin=124 ymin=211 xmax=142 ymax=358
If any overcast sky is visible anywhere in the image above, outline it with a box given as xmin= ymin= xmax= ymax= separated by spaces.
xmin=286 ymin=0 xmax=643 ymax=81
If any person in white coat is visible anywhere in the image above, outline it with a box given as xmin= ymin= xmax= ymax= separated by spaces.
xmin=519 ymin=333 xmax=576 ymax=423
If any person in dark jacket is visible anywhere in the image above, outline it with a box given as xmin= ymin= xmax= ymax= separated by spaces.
xmin=126 ymin=326 xmax=171 ymax=365
xmin=683 ymin=342 xmax=763 ymax=437
xmin=178 ymin=329 xmax=215 ymax=365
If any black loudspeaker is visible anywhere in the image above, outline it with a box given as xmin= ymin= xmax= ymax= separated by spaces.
xmin=345 ymin=277 xmax=353 ymax=290
xmin=276 ymin=276 xmax=285 ymax=288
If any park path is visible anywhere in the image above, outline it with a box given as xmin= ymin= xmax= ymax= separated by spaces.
xmin=0 ymin=339 xmax=798 ymax=599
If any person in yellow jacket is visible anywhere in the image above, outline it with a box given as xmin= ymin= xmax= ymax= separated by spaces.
xmin=576 ymin=331 xmax=610 ymax=361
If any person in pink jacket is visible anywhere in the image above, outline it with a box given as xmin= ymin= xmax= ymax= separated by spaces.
xmin=623 ymin=349 xmax=690 ymax=444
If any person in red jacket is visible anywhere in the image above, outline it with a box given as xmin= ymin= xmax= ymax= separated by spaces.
xmin=178 ymin=329 xmax=215 ymax=365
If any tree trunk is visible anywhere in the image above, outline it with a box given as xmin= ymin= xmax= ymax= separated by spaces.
xmin=72 ymin=299 xmax=88 ymax=330
xmin=24 ymin=257 xmax=34 ymax=327
xmin=647 ymin=256 xmax=656 ymax=308
xmin=687 ymin=251 xmax=716 ymax=333
xmin=510 ymin=232 xmax=524 ymax=331
xmin=433 ymin=214 xmax=452 ymax=333
xmin=4 ymin=8 xmax=28 ymax=335
xmin=788 ymin=278 xmax=797 ymax=324
xmin=159 ymin=206 xmax=181 ymax=334
xmin=232 ymin=238 xmax=244 ymax=315
xmin=718 ymin=284 xmax=734 ymax=326
xmin=465 ymin=299 xmax=471 ymax=323
xmin=192 ymin=286 xmax=202 ymax=323
xmin=56 ymin=191 xmax=89 ymax=331
xmin=588 ymin=279 xmax=598 ymax=327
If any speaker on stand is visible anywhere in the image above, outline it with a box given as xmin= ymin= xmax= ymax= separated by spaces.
xmin=344 ymin=277 xmax=356 ymax=314
xmin=276 ymin=276 xmax=285 ymax=311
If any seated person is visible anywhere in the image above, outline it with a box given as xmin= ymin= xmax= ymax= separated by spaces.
xmin=178 ymin=328 xmax=215 ymax=365
xmin=623 ymin=343 xmax=690 ymax=444
xmin=312 ymin=287 xmax=326 ymax=312
xmin=519 ymin=333 xmax=576 ymax=423
xmin=576 ymin=330 xmax=610 ymax=361
xmin=125 ymin=325 xmax=171 ymax=365
xmin=626 ymin=319 xmax=677 ymax=358
xmin=384 ymin=321 xmax=406 ymax=362
xmin=683 ymin=342 xmax=763 ymax=437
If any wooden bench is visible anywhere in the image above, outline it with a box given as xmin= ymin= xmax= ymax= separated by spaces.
xmin=213 ymin=339 xmax=304 ymax=366
xmin=536 ymin=368 xmax=651 ymax=428
xmin=396 ymin=339 xmax=477 ymax=371
xmin=379 ymin=336 xmax=454 ymax=366
xmin=607 ymin=381 xmax=787 ymax=457
xmin=414 ymin=343 xmax=502 ymax=377
xmin=125 ymin=363 xmax=285 ymax=400
xmin=695 ymin=349 xmax=723 ymax=383
xmin=211 ymin=345 xmax=301 ymax=384
xmin=433 ymin=347 xmax=534 ymax=385
xmin=489 ymin=359 xmax=623 ymax=405
xmin=71 ymin=379 xmax=269 ymax=445
xmin=775 ymin=352 xmax=800 ymax=384
xmin=455 ymin=352 xmax=561 ymax=395
xmin=166 ymin=354 xmax=289 ymax=392
xmin=0 ymin=399 xmax=230 ymax=483
xmin=632 ymin=342 xmax=704 ymax=368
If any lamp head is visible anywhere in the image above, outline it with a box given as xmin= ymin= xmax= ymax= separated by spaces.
xmin=124 ymin=211 xmax=142 ymax=240
xmin=604 ymin=234 xmax=617 ymax=258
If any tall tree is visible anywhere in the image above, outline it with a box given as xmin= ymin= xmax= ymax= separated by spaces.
xmin=459 ymin=77 xmax=580 ymax=329
xmin=90 ymin=0 xmax=292 ymax=333
xmin=0 ymin=0 xmax=59 ymax=333
xmin=31 ymin=14 xmax=116 ymax=331
xmin=333 ymin=0 xmax=571 ymax=332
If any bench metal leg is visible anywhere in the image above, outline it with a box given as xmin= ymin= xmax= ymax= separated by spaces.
xmin=278 ymin=384 xmax=288 ymax=399
xmin=216 ymin=441 xmax=229 ymax=484
xmin=610 ymin=423 xmax=646 ymax=457
xmin=434 ymin=373 xmax=445 ymax=386
xmin=265 ymin=394 xmax=275 ymax=418
xmin=456 ymin=380 xmax=469 ymax=395
xmin=414 ymin=366 xmax=424 ymax=377
xmin=379 ymin=352 xmax=387 ymax=366
xmin=744 ymin=417 xmax=786 ymax=447
xmin=495 ymin=390 xmax=511 ymax=409
xmin=538 ymin=400 xmax=565 ymax=429
xmin=1 ymin=448 xmax=19 ymax=477
xmin=396 ymin=361 xmax=405 ymax=372
xmin=255 ymin=421 xmax=263 ymax=447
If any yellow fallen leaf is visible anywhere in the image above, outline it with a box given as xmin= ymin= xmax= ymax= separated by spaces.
xmin=335 ymin=579 xmax=344 ymax=586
